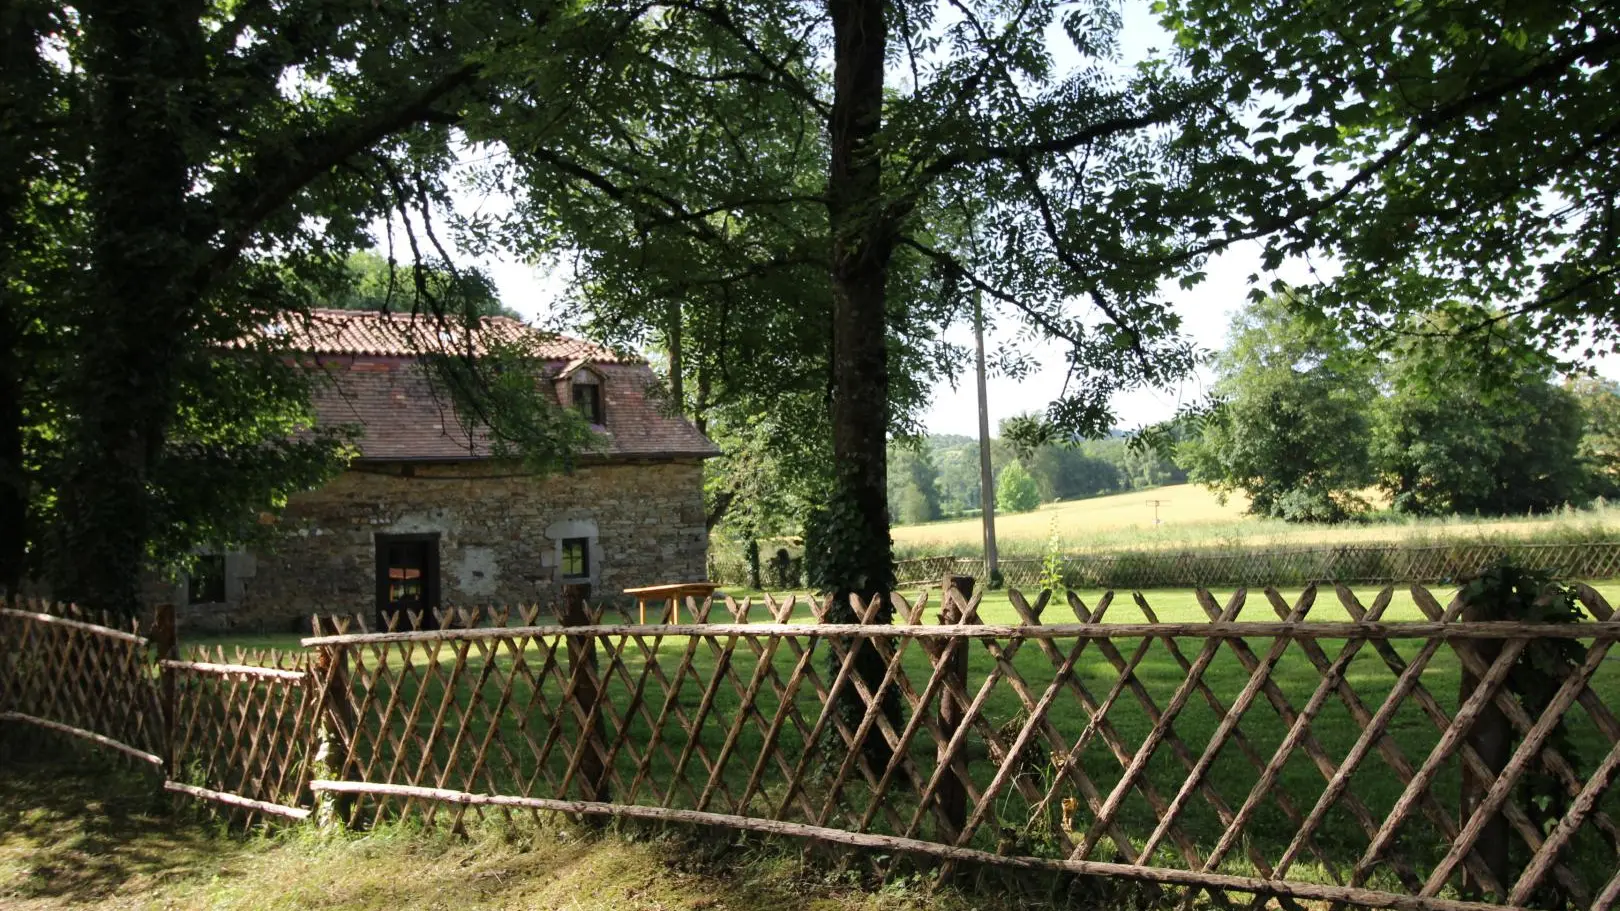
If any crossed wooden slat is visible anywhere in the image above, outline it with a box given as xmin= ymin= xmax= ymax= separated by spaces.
xmin=286 ymin=583 xmax=1620 ymax=911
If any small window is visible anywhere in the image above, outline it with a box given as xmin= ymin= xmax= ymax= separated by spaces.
xmin=572 ymin=383 xmax=602 ymax=424
xmin=189 ymin=555 xmax=227 ymax=604
xmin=561 ymin=537 xmax=590 ymax=579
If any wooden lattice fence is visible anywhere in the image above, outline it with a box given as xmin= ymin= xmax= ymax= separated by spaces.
xmin=0 ymin=602 xmax=164 ymax=766
xmin=165 ymin=643 xmax=317 ymax=823
xmin=904 ymin=541 xmax=1620 ymax=590
xmin=0 ymin=601 xmax=315 ymax=824
xmin=298 ymin=584 xmax=1620 ymax=911
xmin=12 ymin=585 xmax=1620 ymax=910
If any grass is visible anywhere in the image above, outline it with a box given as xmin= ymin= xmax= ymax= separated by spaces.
xmin=2 ymin=751 xmax=1080 ymax=911
xmin=886 ymin=483 xmax=1620 ymax=556
xmin=167 ymin=580 xmax=1620 ymax=900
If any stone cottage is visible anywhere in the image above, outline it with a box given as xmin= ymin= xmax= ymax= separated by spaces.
xmin=163 ymin=308 xmax=718 ymax=632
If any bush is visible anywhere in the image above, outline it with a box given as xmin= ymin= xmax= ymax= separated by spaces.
xmin=1273 ymin=487 xmax=1367 ymax=524
xmin=996 ymin=462 xmax=1041 ymax=513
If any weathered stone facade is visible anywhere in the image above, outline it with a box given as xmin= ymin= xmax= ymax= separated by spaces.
xmin=141 ymin=309 xmax=717 ymax=633
xmin=156 ymin=459 xmax=709 ymax=632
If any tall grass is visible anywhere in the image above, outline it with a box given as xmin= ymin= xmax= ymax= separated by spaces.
xmin=892 ymin=495 xmax=1620 ymax=561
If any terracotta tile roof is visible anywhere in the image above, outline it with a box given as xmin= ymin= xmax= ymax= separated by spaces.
xmin=262 ymin=307 xmax=635 ymax=362
xmin=289 ymin=309 xmax=718 ymax=462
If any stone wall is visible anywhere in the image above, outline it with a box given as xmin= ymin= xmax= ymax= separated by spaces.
xmin=157 ymin=459 xmax=709 ymax=632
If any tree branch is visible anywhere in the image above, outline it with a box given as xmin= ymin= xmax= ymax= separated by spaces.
xmin=918 ymin=103 xmax=1188 ymax=183
xmin=204 ymin=60 xmax=483 ymax=281
xmin=895 ymin=235 xmax=1082 ymax=349
xmin=654 ymin=0 xmax=830 ymax=116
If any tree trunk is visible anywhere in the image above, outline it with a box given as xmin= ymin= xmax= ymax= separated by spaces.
xmin=0 ymin=4 xmax=45 ymax=596
xmin=54 ymin=0 xmax=204 ymax=617
xmin=745 ymin=537 xmax=761 ymax=590
xmin=826 ymin=0 xmax=893 ymax=602
xmin=824 ymin=0 xmax=897 ymax=763
xmin=0 ymin=308 xmax=25 ymax=597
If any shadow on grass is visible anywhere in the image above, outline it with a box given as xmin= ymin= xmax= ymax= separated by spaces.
xmin=0 ymin=738 xmax=1161 ymax=911
xmin=0 ymin=744 xmax=237 ymax=905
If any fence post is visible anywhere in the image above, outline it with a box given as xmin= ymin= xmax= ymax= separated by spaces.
xmin=937 ymin=574 xmax=973 ymax=840
xmin=152 ymin=603 xmax=177 ymax=776
xmin=1459 ymin=596 xmax=1511 ymax=898
xmin=311 ymin=616 xmax=356 ymax=829
xmin=562 ymin=583 xmax=609 ymax=804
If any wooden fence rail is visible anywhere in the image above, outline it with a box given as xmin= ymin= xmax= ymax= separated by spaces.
xmin=886 ymin=542 xmax=1620 ymax=590
xmin=10 ymin=584 xmax=1620 ymax=911
xmin=294 ymin=584 xmax=1620 ymax=911
xmin=0 ymin=601 xmax=315 ymax=826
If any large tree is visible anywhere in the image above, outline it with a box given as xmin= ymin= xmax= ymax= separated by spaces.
xmin=479 ymin=0 xmax=1274 ymax=612
xmin=1573 ymin=377 xmax=1620 ymax=497
xmin=3 ymin=0 xmax=591 ymax=615
xmin=1179 ymin=295 xmax=1377 ymax=522
xmin=1374 ymin=329 xmax=1590 ymax=516
xmin=0 ymin=1 xmax=81 ymax=595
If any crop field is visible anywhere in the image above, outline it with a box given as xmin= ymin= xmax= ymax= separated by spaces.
xmin=889 ymin=483 xmax=1620 ymax=555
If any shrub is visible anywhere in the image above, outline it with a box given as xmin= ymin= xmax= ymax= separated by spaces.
xmin=996 ymin=462 xmax=1041 ymax=513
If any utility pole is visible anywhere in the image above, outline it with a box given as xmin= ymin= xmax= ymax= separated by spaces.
xmin=1147 ymin=498 xmax=1170 ymax=526
xmin=973 ymin=289 xmax=999 ymax=583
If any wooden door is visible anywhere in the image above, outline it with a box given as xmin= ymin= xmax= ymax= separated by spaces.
xmin=375 ymin=533 xmax=440 ymax=630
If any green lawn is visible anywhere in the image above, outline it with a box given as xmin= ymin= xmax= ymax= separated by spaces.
xmin=177 ymin=582 xmax=1620 ymax=900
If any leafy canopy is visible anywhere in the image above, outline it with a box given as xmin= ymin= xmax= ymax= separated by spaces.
xmin=1179 ymin=295 xmax=1377 ymax=522
xmin=1160 ymin=0 xmax=1620 ymax=362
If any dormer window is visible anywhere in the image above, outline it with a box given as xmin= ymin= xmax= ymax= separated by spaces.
xmin=572 ymin=383 xmax=603 ymax=424
xmin=555 ymin=358 xmax=607 ymax=426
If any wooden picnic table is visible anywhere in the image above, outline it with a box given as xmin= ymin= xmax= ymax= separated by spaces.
xmin=621 ymin=582 xmax=721 ymax=624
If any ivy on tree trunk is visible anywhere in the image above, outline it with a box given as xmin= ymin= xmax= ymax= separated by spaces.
xmin=822 ymin=0 xmax=899 ymax=761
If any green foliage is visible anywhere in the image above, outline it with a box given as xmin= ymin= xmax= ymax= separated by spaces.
xmin=995 ymin=462 xmax=1041 ymax=514
xmin=425 ymin=336 xmax=604 ymax=476
xmin=910 ymin=429 xmax=1175 ymax=523
xmin=1 ymin=0 xmax=607 ymax=613
xmin=1029 ymin=445 xmax=1121 ymax=503
xmin=329 ymin=252 xmax=520 ymax=320
xmin=744 ymin=538 xmax=761 ymax=590
xmin=705 ymin=408 xmax=828 ymax=555
xmin=1375 ymin=328 xmax=1589 ymax=516
xmin=464 ymin=0 xmax=1312 ymax=603
xmin=1160 ymin=0 xmax=1620 ymax=364
xmin=1179 ymin=296 xmax=1595 ymax=523
xmin=887 ymin=445 xmax=943 ymax=525
xmin=1572 ymin=377 xmax=1620 ymax=498
xmin=140 ymin=348 xmax=357 ymax=566
xmin=1178 ymin=295 xmax=1376 ymax=522
xmin=802 ymin=483 xmax=896 ymax=609
xmin=1036 ymin=516 xmax=1067 ymax=595
xmin=1000 ymin=414 xmax=1057 ymax=463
